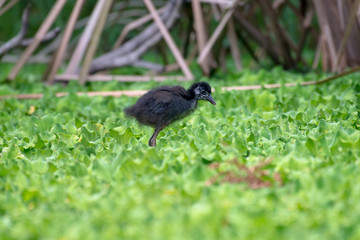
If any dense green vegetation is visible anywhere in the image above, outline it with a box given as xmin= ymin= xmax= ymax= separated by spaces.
xmin=1 ymin=66 xmax=360 ymax=239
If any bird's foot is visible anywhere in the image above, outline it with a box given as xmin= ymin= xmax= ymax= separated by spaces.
xmin=149 ymin=138 xmax=156 ymax=147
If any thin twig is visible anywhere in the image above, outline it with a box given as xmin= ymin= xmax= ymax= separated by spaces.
xmin=0 ymin=6 xmax=29 ymax=57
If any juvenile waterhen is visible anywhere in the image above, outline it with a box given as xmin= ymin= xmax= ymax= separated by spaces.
xmin=125 ymin=82 xmax=216 ymax=147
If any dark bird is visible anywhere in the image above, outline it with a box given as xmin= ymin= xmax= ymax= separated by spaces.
xmin=125 ymin=82 xmax=216 ymax=147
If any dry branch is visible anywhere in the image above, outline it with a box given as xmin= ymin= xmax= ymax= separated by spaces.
xmin=87 ymin=0 xmax=183 ymax=74
xmin=20 ymin=27 xmax=61 ymax=47
xmin=335 ymin=0 xmax=360 ymax=71
xmin=112 ymin=7 xmax=166 ymax=49
xmin=79 ymin=0 xmax=113 ymax=85
xmin=0 ymin=0 xmax=6 ymax=9
xmin=144 ymin=0 xmax=193 ymax=79
xmin=7 ymin=0 xmax=67 ymax=80
xmin=258 ymin=0 xmax=295 ymax=68
xmin=197 ymin=8 xmax=234 ymax=67
xmin=0 ymin=11 xmax=60 ymax=58
xmin=65 ymin=0 xmax=104 ymax=74
xmin=0 ymin=0 xmax=19 ymax=16
xmin=133 ymin=60 xmax=164 ymax=72
xmin=233 ymin=10 xmax=280 ymax=64
xmin=0 ymin=6 xmax=29 ymax=57
xmin=314 ymin=0 xmax=360 ymax=71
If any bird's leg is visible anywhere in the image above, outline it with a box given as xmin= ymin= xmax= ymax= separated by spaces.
xmin=149 ymin=127 xmax=163 ymax=147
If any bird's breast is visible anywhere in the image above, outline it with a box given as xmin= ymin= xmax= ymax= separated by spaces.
xmin=190 ymin=100 xmax=197 ymax=109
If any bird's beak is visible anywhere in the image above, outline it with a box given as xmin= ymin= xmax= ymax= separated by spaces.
xmin=205 ymin=95 xmax=216 ymax=105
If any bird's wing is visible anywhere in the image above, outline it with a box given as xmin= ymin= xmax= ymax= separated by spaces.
xmin=146 ymin=90 xmax=174 ymax=114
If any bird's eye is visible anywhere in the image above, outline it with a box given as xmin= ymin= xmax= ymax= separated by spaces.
xmin=201 ymin=90 xmax=206 ymax=95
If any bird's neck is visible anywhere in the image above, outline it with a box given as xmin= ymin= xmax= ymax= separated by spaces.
xmin=186 ymin=89 xmax=196 ymax=100
xmin=190 ymin=98 xmax=198 ymax=109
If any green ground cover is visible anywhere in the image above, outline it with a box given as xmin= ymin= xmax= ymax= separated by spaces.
xmin=0 ymin=66 xmax=360 ymax=239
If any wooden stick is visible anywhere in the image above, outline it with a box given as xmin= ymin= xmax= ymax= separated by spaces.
xmin=7 ymin=0 xmax=67 ymax=80
xmin=0 ymin=0 xmax=19 ymax=17
xmin=65 ymin=0 xmax=103 ymax=74
xmin=45 ymin=0 xmax=85 ymax=84
xmin=334 ymin=0 xmax=360 ymax=72
xmin=79 ymin=0 xmax=113 ymax=85
xmin=3 ymin=66 xmax=360 ymax=100
xmin=197 ymin=8 xmax=233 ymax=66
xmin=55 ymin=74 xmax=190 ymax=82
xmin=143 ymin=0 xmax=193 ymax=80
xmin=0 ymin=90 xmax=148 ymax=100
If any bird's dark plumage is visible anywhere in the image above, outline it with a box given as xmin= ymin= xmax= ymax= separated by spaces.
xmin=125 ymin=82 xmax=216 ymax=147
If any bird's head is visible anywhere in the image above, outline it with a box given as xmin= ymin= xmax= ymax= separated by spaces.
xmin=189 ymin=82 xmax=216 ymax=105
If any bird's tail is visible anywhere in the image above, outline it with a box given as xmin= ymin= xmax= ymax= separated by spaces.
xmin=124 ymin=106 xmax=135 ymax=117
